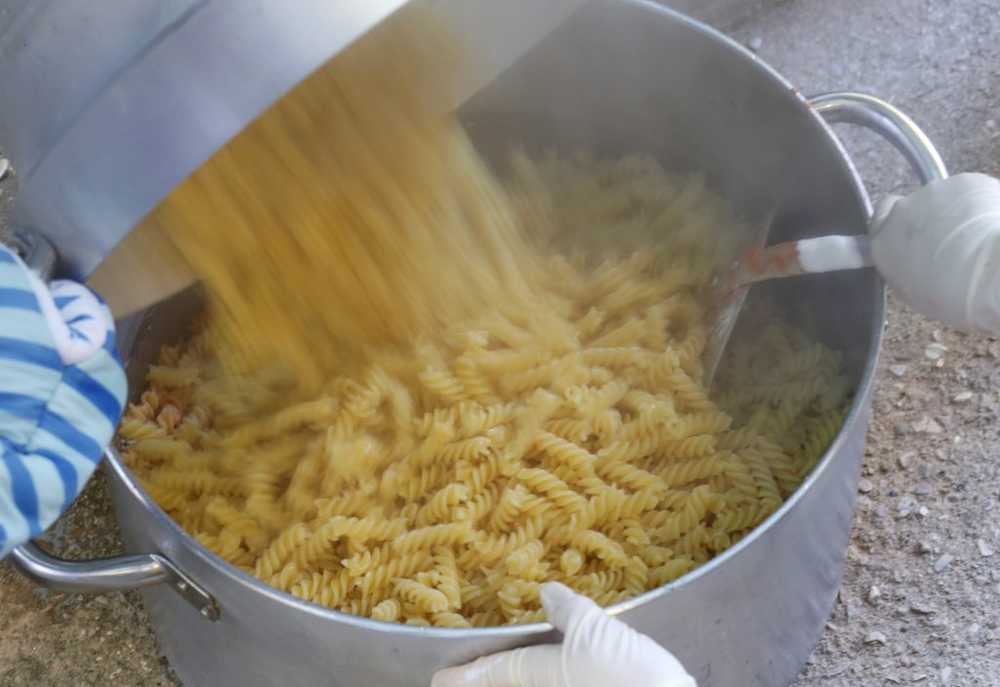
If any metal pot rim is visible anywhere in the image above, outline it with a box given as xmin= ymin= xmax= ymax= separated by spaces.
xmin=103 ymin=0 xmax=886 ymax=637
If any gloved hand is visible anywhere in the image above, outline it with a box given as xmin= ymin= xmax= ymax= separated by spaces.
xmin=0 ymin=244 xmax=126 ymax=557
xmin=870 ymin=172 xmax=1000 ymax=334
xmin=431 ymin=582 xmax=696 ymax=687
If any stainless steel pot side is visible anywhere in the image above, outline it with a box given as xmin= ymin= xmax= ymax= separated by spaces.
xmin=11 ymin=2 xmax=947 ymax=685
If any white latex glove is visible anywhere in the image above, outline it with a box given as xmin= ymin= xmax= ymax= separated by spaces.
xmin=431 ymin=582 xmax=696 ymax=687
xmin=870 ymin=172 xmax=1000 ymax=334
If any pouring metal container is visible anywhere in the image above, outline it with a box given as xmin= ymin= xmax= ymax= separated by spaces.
xmin=11 ymin=2 xmax=946 ymax=685
xmin=0 ymin=0 xmax=407 ymax=278
xmin=0 ymin=0 xmax=584 ymax=285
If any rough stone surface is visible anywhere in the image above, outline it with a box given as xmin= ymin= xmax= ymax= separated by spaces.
xmin=0 ymin=149 xmax=12 ymax=245
xmin=0 ymin=471 xmax=180 ymax=686
xmin=3 ymin=0 xmax=1000 ymax=685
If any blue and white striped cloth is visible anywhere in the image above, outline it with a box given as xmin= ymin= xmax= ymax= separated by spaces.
xmin=0 ymin=245 xmax=126 ymax=557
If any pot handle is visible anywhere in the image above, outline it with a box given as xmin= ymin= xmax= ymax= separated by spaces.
xmin=809 ymin=91 xmax=948 ymax=186
xmin=9 ymin=226 xmax=58 ymax=279
xmin=11 ymin=541 xmax=220 ymax=621
xmin=7 ymin=232 xmax=219 ymax=620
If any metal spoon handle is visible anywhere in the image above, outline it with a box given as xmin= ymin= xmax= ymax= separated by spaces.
xmin=703 ymin=91 xmax=948 ymax=387
xmin=720 ymin=234 xmax=873 ymax=292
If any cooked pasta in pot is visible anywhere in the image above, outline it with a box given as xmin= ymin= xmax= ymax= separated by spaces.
xmin=121 ymin=149 xmax=849 ymax=626
xmin=120 ymin=10 xmax=849 ymax=627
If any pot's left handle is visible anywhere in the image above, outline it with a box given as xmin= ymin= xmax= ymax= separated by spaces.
xmin=12 ymin=542 xmax=220 ymax=621
xmin=8 ymin=229 xmax=219 ymax=620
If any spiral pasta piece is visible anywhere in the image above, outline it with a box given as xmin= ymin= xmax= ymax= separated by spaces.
xmin=394 ymin=578 xmax=450 ymax=614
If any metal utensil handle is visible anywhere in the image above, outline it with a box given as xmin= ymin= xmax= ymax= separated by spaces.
xmin=11 ymin=542 xmax=219 ymax=620
xmin=705 ymin=92 xmax=946 ymax=387
xmin=810 ymin=91 xmax=948 ymax=186
xmin=754 ymin=92 xmax=951 ymax=275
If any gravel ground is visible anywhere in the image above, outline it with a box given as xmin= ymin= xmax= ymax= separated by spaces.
xmin=2 ymin=1 xmax=1000 ymax=685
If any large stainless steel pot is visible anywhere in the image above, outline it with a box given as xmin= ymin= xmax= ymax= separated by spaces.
xmin=12 ymin=2 xmax=947 ymax=685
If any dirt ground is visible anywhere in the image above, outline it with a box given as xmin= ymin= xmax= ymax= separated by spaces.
xmin=1 ymin=0 xmax=999 ymax=685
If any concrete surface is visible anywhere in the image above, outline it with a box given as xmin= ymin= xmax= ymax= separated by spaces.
xmin=668 ymin=0 xmax=774 ymax=27
xmin=2 ymin=0 xmax=1000 ymax=685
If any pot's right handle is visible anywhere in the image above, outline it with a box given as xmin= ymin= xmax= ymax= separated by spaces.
xmin=809 ymin=91 xmax=948 ymax=186
xmin=11 ymin=541 xmax=219 ymax=621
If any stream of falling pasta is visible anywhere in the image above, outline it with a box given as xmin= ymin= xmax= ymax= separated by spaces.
xmin=120 ymin=10 xmax=852 ymax=626
xmin=152 ymin=6 xmax=538 ymax=378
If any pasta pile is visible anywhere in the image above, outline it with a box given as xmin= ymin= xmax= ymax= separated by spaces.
xmin=121 ymin=150 xmax=851 ymax=627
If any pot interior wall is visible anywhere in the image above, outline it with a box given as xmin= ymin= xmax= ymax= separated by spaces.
xmin=460 ymin=0 xmax=879 ymax=380
xmin=119 ymin=2 xmax=879 ymax=394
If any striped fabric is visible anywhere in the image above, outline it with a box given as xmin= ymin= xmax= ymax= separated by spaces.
xmin=0 ymin=245 xmax=126 ymax=557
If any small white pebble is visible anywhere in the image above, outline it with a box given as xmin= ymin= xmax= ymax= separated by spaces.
xmin=924 ymin=343 xmax=948 ymax=360
xmin=977 ymin=539 xmax=995 ymax=557
xmin=898 ymin=496 xmax=915 ymax=518
xmin=933 ymin=553 xmax=955 ymax=572
xmin=864 ymin=630 xmax=887 ymax=645
xmin=912 ymin=416 xmax=943 ymax=434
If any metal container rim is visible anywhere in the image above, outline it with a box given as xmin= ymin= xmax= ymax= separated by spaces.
xmin=104 ymin=0 xmax=884 ymax=638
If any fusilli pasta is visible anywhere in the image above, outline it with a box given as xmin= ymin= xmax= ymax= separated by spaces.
xmin=122 ymin=151 xmax=851 ymax=626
